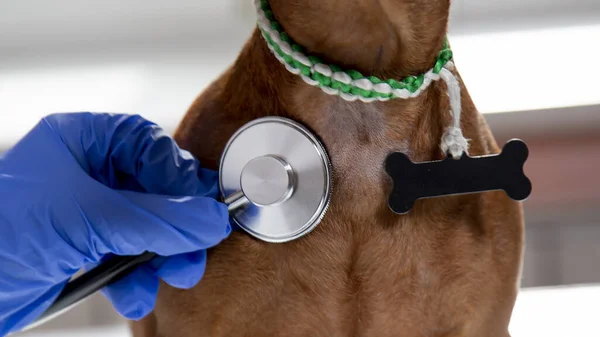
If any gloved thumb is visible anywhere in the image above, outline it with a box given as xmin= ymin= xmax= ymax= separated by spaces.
xmin=109 ymin=189 xmax=231 ymax=257
xmin=63 ymin=185 xmax=231 ymax=260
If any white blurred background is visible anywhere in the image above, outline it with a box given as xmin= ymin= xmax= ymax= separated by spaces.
xmin=1 ymin=1 xmax=599 ymax=336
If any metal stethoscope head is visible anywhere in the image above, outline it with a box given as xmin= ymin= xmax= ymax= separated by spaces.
xmin=21 ymin=116 xmax=333 ymax=332
xmin=220 ymin=116 xmax=332 ymax=242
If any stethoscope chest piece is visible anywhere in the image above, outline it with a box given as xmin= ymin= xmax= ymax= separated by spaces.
xmin=219 ymin=116 xmax=332 ymax=243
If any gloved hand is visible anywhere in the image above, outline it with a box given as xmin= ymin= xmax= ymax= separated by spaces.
xmin=0 ymin=112 xmax=231 ymax=335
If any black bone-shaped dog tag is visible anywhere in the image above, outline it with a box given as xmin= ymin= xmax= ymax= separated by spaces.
xmin=385 ymin=139 xmax=532 ymax=214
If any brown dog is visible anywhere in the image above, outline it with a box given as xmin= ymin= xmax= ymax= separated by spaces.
xmin=130 ymin=1 xmax=525 ymax=336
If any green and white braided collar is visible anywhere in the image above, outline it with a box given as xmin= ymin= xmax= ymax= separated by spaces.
xmin=253 ymin=0 xmax=469 ymax=158
xmin=254 ymin=0 xmax=454 ymax=103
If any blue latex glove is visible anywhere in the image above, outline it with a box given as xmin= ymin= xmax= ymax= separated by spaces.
xmin=0 ymin=112 xmax=231 ymax=335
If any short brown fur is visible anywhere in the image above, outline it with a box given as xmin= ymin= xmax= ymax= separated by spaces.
xmin=131 ymin=1 xmax=525 ymax=336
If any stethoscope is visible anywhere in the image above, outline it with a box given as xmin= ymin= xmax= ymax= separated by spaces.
xmin=21 ymin=116 xmax=333 ymax=332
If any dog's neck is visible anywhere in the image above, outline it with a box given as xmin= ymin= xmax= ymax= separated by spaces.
xmin=244 ymin=0 xmax=467 ymax=160
xmin=242 ymin=0 xmax=453 ymax=98
xmin=265 ymin=0 xmax=451 ymax=78
xmin=175 ymin=0 xmax=479 ymax=220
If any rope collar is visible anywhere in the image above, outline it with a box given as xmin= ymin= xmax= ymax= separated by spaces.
xmin=253 ymin=0 xmax=469 ymax=159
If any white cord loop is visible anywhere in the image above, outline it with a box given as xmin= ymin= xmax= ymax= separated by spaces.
xmin=439 ymin=65 xmax=469 ymax=158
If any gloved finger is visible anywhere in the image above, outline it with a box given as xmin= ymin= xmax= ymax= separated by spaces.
xmin=42 ymin=112 xmax=217 ymax=197
xmin=100 ymin=265 xmax=158 ymax=320
xmin=71 ymin=188 xmax=231 ymax=258
xmin=149 ymin=250 xmax=207 ymax=289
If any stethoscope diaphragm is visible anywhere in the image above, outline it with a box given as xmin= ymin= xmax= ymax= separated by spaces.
xmin=219 ymin=116 xmax=332 ymax=243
